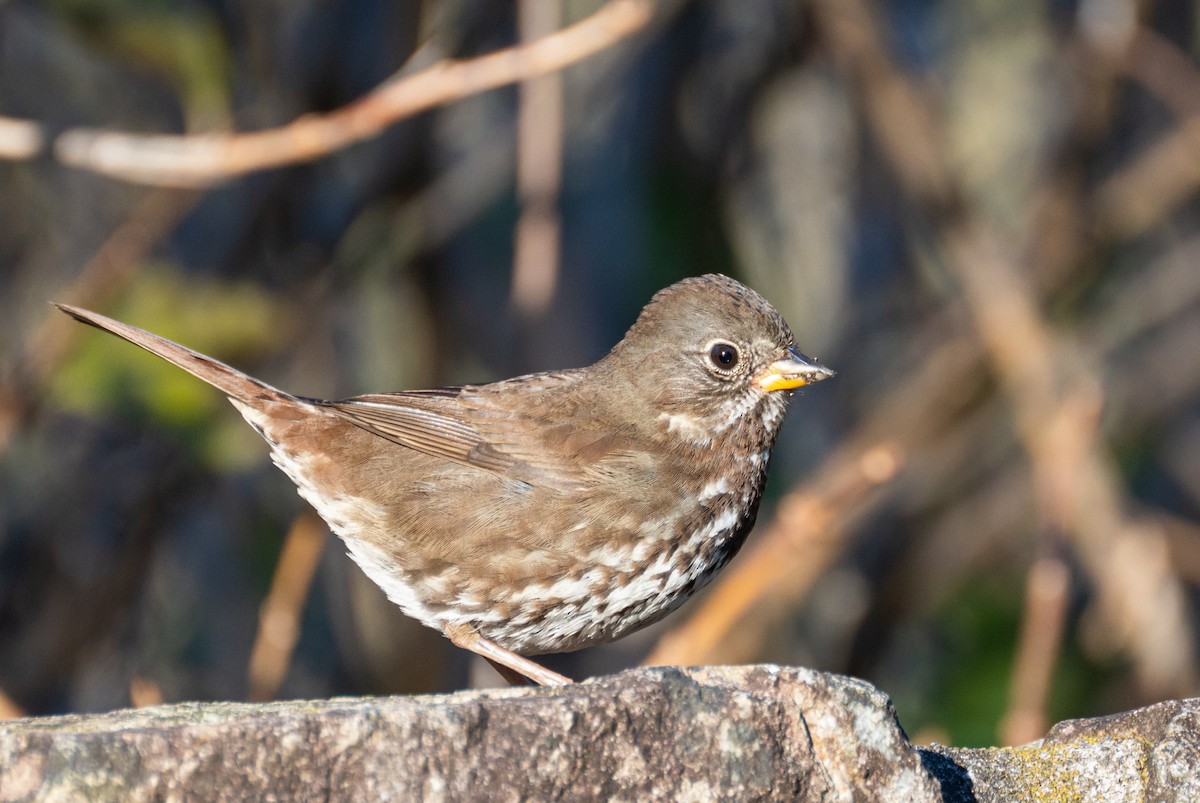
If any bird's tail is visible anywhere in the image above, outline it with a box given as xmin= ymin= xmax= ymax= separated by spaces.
xmin=54 ymin=303 xmax=291 ymax=404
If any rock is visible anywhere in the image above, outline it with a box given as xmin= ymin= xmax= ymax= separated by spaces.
xmin=927 ymin=696 xmax=1200 ymax=803
xmin=1 ymin=665 xmax=1197 ymax=801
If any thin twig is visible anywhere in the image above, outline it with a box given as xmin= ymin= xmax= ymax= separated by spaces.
xmin=0 ymin=689 xmax=24 ymax=720
xmin=1000 ymin=556 xmax=1071 ymax=746
xmin=1092 ymin=28 xmax=1200 ymax=240
xmin=129 ymin=676 xmax=164 ymax=709
xmin=510 ymin=0 xmax=566 ymax=318
xmin=2 ymin=0 xmax=652 ymax=186
xmin=247 ymin=512 xmax=329 ymax=702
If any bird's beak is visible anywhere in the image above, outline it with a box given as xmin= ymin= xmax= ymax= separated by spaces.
xmin=754 ymin=345 xmax=836 ymax=392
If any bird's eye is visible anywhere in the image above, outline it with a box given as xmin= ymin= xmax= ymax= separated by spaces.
xmin=708 ymin=342 xmax=740 ymax=370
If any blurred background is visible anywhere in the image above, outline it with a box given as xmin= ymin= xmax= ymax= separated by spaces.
xmin=2 ymin=0 xmax=1199 ymax=748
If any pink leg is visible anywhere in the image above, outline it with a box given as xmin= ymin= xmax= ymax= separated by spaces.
xmin=444 ymin=624 xmax=573 ymax=687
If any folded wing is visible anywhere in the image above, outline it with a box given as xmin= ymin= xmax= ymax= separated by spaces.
xmin=321 ymin=379 xmax=647 ymax=492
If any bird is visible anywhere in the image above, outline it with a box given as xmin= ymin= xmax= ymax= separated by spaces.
xmin=55 ymin=274 xmax=833 ymax=686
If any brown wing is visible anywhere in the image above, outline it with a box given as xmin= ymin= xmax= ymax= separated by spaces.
xmin=321 ymin=375 xmax=648 ymax=490
xmin=321 ymin=389 xmax=519 ymax=477
xmin=465 ymin=373 xmax=654 ymax=488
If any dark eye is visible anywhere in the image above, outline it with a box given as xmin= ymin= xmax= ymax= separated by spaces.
xmin=708 ymin=342 xmax=739 ymax=370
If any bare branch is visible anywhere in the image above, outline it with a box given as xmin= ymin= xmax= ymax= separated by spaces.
xmin=32 ymin=0 xmax=651 ymax=187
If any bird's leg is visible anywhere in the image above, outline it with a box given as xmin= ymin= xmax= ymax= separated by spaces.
xmin=444 ymin=624 xmax=573 ymax=686
xmin=484 ymin=658 xmax=534 ymax=686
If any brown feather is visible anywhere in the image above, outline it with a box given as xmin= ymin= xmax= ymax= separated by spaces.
xmin=53 ymin=304 xmax=287 ymax=405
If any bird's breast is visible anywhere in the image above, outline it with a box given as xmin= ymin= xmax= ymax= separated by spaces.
xmin=478 ymin=475 xmax=762 ymax=654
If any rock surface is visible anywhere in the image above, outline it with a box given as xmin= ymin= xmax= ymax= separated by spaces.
xmin=1 ymin=665 xmax=1196 ymax=801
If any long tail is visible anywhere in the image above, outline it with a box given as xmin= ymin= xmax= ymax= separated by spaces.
xmin=54 ymin=303 xmax=292 ymax=404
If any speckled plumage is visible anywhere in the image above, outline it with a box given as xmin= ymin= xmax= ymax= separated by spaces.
xmin=57 ymin=274 xmax=833 ymax=685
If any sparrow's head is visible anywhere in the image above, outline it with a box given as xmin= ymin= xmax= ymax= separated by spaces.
xmin=606 ymin=274 xmax=834 ymax=442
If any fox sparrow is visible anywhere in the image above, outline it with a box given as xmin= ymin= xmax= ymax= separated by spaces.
xmin=57 ymin=274 xmax=833 ymax=686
